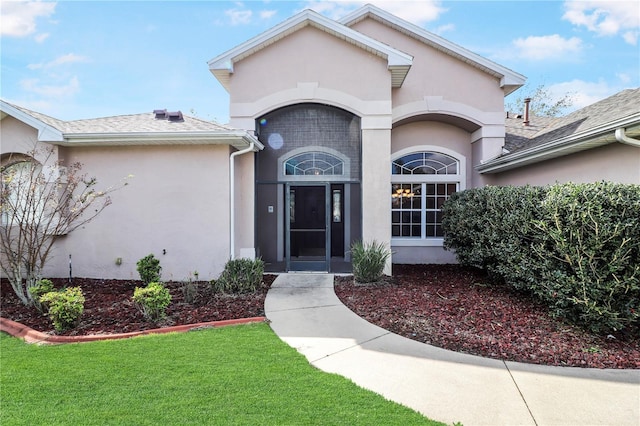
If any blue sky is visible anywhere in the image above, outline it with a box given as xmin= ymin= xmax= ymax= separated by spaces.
xmin=1 ymin=1 xmax=638 ymax=123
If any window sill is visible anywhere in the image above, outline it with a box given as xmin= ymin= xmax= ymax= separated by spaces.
xmin=391 ymin=238 xmax=444 ymax=247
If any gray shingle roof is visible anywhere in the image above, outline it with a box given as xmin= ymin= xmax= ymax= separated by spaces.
xmin=5 ymin=102 xmax=234 ymax=134
xmin=1 ymin=100 xmax=262 ymax=150
xmin=505 ymin=88 xmax=640 ymax=154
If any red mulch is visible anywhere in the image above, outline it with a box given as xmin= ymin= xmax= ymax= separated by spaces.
xmin=2 ymin=265 xmax=639 ymax=369
xmin=334 ymin=264 xmax=640 ymax=369
xmin=0 ymin=276 xmax=276 ymax=336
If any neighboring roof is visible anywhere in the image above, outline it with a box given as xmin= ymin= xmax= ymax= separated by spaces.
xmin=0 ymin=100 xmax=263 ymax=150
xmin=339 ymin=4 xmax=526 ymax=96
xmin=208 ymin=8 xmax=413 ymax=91
xmin=478 ymin=88 xmax=640 ymax=173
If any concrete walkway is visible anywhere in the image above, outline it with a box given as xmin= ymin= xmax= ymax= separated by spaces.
xmin=264 ymin=273 xmax=640 ymax=426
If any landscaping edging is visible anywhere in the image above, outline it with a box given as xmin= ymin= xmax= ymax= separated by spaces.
xmin=0 ymin=316 xmax=267 ymax=345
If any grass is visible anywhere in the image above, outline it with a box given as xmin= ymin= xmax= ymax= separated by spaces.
xmin=0 ymin=323 xmax=444 ymax=425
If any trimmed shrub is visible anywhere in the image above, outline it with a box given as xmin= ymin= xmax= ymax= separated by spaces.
xmin=136 ymin=254 xmax=162 ymax=285
xmin=212 ymin=258 xmax=264 ymax=294
xmin=442 ymin=182 xmax=640 ymax=333
xmin=132 ymin=282 xmax=172 ymax=323
xmin=39 ymin=287 xmax=85 ymax=332
xmin=530 ymin=182 xmax=640 ymax=332
xmin=441 ymin=185 xmax=545 ymax=286
xmin=28 ymin=279 xmax=55 ymax=312
xmin=351 ymin=240 xmax=391 ymax=283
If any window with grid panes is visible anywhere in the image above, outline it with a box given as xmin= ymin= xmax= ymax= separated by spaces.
xmin=391 ymin=152 xmax=459 ymax=239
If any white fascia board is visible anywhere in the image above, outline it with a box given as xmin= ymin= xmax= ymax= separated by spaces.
xmin=207 ymin=9 xmax=412 ymax=90
xmin=340 ymin=5 xmax=526 ymax=92
xmin=57 ymin=131 xmax=264 ymax=151
xmin=477 ymin=114 xmax=640 ymax=173
xmin=0 ymin=100 xmax=64 ymax=142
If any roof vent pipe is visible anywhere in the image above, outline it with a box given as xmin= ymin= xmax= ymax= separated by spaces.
xmin=523 ymin=98 xmax=531 ymax=126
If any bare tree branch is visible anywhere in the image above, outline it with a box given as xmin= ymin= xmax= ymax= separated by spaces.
xmin=1 ymin=144 xmax=130 ymax=305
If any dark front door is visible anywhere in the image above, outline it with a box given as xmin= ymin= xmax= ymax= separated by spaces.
xmin=287 ymin=185 xmax=328 ymax=271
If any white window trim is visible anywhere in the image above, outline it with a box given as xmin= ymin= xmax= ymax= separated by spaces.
xmin=391 ymin=145 xmax=465 ymax=247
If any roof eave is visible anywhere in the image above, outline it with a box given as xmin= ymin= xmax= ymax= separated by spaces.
xmin=477 ymin=115 xmax=640 ymax=173
xmin=57 ymin=131 xmax=264 ymax=151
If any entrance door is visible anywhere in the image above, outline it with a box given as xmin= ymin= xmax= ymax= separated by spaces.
xmin=286 ymin=184 xmax=329 ymax=271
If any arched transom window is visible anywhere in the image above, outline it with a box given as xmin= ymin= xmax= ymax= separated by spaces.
xmin=284 ymin=151 xmax=344 ymax=176
xmin=392 ymin=152 xmax=458 ymax=175
xmin=391 ymin=150 xmax=462 ymax=241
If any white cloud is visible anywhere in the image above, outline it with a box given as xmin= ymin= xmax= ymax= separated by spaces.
xmin=0 ymin=1 xmax=56 ymax=37
xmin=512 ymin=34 xmax=583 ymax=61
xmin=616 ymin=72 xmax=631 ymax=84
xmin=548 ymin=79 xmax=621 ymax=110
xmin=260 ymin=9 xmax=277 ymax=20
xmin=27 ymin=53 xmax=88 ymax=70
xmin=302 ymin=1 xmax=445 ymax=26
xmin=563 ymin=0 xmax=640 ymax=45
xmin=20 ymin=76 xmax=80 ymax=98
xmin=431 ymin=23 xmax=454 ymax=36
xmin=225 ymin=4 xmax=252 ymax=25
xmin=34 ymin=32 xmax=49 ymax=43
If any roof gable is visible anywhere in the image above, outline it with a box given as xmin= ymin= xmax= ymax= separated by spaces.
xmin=339 ymin=4 xmax=525 ymax=96
xmin=208 ymin=8 xmax=413 ymax=91
xmin=0 ymin=100 xmax=64 ymax=142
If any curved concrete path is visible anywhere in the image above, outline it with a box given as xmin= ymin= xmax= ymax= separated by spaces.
xmin=265 ymin=273 xmax=640 ymax=426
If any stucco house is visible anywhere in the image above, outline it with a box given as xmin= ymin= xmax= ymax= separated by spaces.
xmin=1 ymin=4 xmax=639 ymax=281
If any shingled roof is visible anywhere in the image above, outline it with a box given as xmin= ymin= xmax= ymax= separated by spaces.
xmin=479 ymin=88 xmax=640 ymax=173
xmin=0 ymin=100 xmax=262 ymax=150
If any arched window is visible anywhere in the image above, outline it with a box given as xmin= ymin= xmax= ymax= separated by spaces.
xmin=391 ymin=150 xmax=463 ymax=241
xmin=284 ymin=151 xmax=344 ymax=176
xmin=1 ymin=160 xmax=44 ymax=225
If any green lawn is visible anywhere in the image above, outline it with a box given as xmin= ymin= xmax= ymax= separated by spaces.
xmin=1 ymin=323 xmax=444 ymax=425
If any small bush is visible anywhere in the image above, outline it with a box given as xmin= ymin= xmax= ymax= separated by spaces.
xmin=137 ymin=254 xmax=162 ymax=285
xmin=39 ymin=287 xmax=85 ymax=332
xmin=182 ymin=273 xmax=199 ymax=304
xmin=212 ymin=258 xmax=264 ymax=294
xmin=29 ymin=279 xmax=55 ymax=312
xmin=132 ymin=282 xmax=172 ymax=323
xmin=351 ymin=240 xmax=391 ymax=283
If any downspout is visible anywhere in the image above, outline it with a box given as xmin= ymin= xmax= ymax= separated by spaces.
xmin=615 ymin=128 xmax=640 ymax=147
xmin=229 ymin=140 xmax=255 ymax=260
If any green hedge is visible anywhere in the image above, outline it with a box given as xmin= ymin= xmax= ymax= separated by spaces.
xmin=442 ymin=182 xmax=640 ymax=333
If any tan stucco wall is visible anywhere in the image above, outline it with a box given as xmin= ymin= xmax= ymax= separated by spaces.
xmin=229 ymin=25 xmax=391 ymax=105
xmin=58 ymin=144 xmax=232 ymax=281
xmin=350 ymin=18 xmax=505 ymax=112
xmin=0 ymin=116 xmax=60 ymax=167
xmin=362 ymin=128 xmax=392 ymax=274
xmin=1 ymin=116 xmax=39 ymax=153
xmin=486 ymin=143 xmax=640 ymax=186
xmin=3 ymin=143 xmax=232 ymax=281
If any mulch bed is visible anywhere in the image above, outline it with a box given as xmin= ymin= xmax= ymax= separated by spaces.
xmin=1 ymin=276 xmax=276 ymax=336
xmin=334 ymin=264 xmax=640 ymax=369
xmin=2 ymin=265 xmax=639 ymax=369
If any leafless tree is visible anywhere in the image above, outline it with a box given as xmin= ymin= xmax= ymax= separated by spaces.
xmin=1 ymin=144 xmax=129 ymax=305
xmin=506 ymin=83 xmax=575 ymax=117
